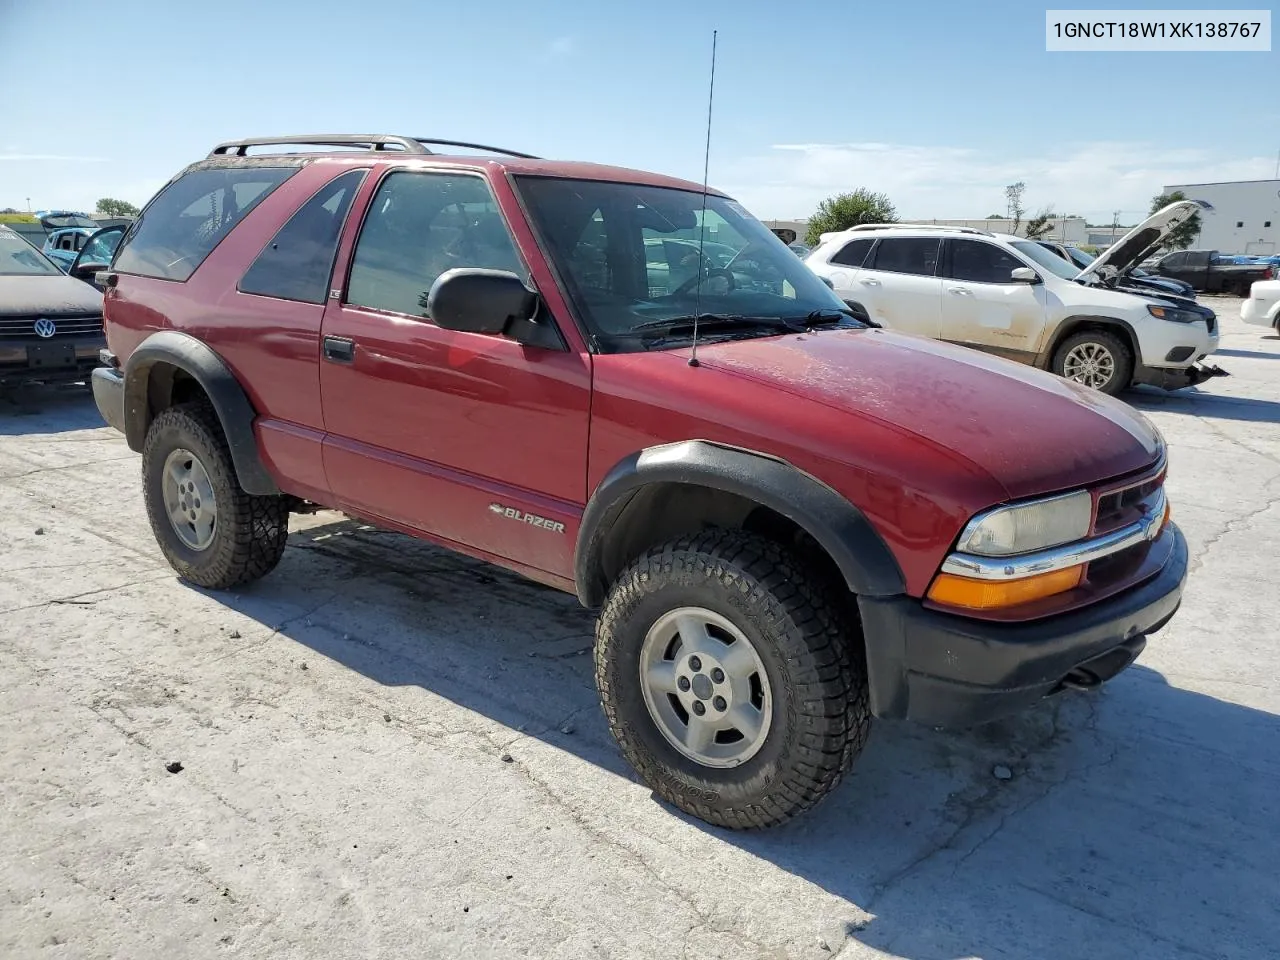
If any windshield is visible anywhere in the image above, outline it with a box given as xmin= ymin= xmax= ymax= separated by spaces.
xmin=0 ymin=231 xmax=62 ymax=276
xmin=515 ymin=178 xmax=853 ymax=351
xmin=1066 ymin=247 xmax=1094 ymax=269
xmin=1011 ymin=240 xmax=1081 ymax=281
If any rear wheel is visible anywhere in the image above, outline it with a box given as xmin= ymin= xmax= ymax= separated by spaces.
xmin=1052 ymin=329 xmax=1133 ymax=395
xmin=595 ymin=529 xmax=870 ymax=828
xmin=142 ymin=402 xmax=289 ymax=589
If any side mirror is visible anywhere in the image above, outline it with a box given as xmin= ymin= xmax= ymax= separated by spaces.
xmin=1010 ymin=266 xmax=1039 ymax=283
xmin=69 ymin=260 xmax=108 ymax=283
xmin=427 ymin=268 xmax=537 ymax=335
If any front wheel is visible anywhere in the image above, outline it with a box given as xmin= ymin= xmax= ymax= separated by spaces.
xmin=594 ymin=530 xmax=871 ymax=828
xmin=1051 ymin=329 xmax=1133 ymax=396
xmin=141 ymin=402 xmax=290 ymax=589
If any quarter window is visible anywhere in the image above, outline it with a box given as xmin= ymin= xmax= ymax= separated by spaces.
xmin=949 ymin=239 xmax=1025 ymax=284
xmin=831 ymin=237 xmax=873 ymax=268
xmin=239 ymin=169 xmax=366 ymax=304
xmin=114 ymin=165 xmax=295 ymax=281
xmin=346 ymin=171 xmax=525 ymax=318
xmin=868 ymin=237 xmax=940 ymax=276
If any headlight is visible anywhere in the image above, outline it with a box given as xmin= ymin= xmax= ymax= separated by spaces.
xmin=1147 ymin=304 xmax=1202 ymax=324
xmin=956 ymin=490 xmax=1092 ymax=557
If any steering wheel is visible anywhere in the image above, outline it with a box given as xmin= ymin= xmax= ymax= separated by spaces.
xmin=674 ymin=267 xmax=736 ymax=297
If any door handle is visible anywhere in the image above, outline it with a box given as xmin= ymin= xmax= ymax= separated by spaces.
xmin=323 ymin=336 xmax=355 ymax=364
xmin=860 ymin=278 xmax=881 ymax=287
xmin=949 ymin=287 xmax=973 ymax=296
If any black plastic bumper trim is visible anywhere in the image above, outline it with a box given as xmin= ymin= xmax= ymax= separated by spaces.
xmin=859 ymin=523 xmax=1188 ymax=727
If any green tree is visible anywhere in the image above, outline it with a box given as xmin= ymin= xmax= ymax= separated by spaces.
xmin=1004 ymin=181 xmax=1026 ymax=235
xmin=1149 ymin=190 xmax=1201 ymax=251
xmin=96 ymin=197 xmax=141 ymax=218
xmin=986 ymin=213 xmax=1004 ymax=219
xmin=1024 ymin=208 xmax=1056 ymax=240
xmin=804 ymin=189 xmax=897 ymax=245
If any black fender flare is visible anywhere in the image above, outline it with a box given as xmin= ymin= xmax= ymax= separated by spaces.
xmin=573 ymin=439 xmax=904 ymax=607
xmin=123 ymin=330 xmax=279 ymax=495
xmin=1040 ymin=315 xmax=1140 ymax=370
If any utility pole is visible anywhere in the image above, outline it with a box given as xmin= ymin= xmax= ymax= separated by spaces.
xmin=1111 ymin=210 xmax=1120 ymax=244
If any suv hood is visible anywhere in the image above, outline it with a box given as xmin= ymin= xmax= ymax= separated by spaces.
xmin=685 ymin=328 xmax=1162 ymax=499
xmin=1074 ymin=200 xmax=1204 ymax=283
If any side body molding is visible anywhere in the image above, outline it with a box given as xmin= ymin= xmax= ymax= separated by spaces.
xmin=574 ymin=440 xmax=905 ymax=607
xmin=123 ymin=330 xmax=280 ymax=495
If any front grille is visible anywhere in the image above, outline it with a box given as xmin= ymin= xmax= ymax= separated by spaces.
xmin=0 ymin=315 xmax=104 ymax=340
xmin=1094 ymin=472 xmax=1163 ymax=536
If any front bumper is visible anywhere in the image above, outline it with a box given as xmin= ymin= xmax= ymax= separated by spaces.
xmin=0 ymin=337 xmax=104 ymax=384
xmin=859 ymin=523 xmax=1187 ymax=727
xmin=91 ymin=365 xmax=126 ymax=433
xmin=1241 ymin=297 xmax=1275 ymax=328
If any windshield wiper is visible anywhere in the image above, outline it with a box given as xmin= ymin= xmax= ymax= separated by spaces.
xmin=631 ymin=313 xmax=800 ymax=335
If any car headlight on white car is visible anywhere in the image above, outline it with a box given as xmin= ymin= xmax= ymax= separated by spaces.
xmin=1147 ymin=304 xmax=1202 ymax=324
xmin=956 ymin=490 xmax=1092 ymax=557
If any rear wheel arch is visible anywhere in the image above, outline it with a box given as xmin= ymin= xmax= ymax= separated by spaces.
xmin=123 ymin=330 xmax=279 ymax=496
xmin=573 ymin=440 xmax=904 ymax=609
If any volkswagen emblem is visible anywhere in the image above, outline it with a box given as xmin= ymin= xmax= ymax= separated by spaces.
xmin=33 ymin=318 xmax=57 ymax=339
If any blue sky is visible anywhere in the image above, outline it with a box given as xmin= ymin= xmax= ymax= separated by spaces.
xmin=1 ymin=0 xmax=1276 ymax=222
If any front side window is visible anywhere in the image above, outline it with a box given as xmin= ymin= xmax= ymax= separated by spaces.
xmin=949 ymin=239 xmax=1025 ymax=284
xmin=1010 ymin=241 xmax=1079 ymax=280
xmin=346 ymin=171 xmax=525 ymax=318
xmin=240 ymin=168 xmax=366 ymax=304
xmin=0 ymin=230 xmax=61 ymax=276
xmin=77 ymin=227 xmax=124 ymax=266
xmin=516 ymin=177 xmax=853 ymax=353
xmin=869 ymin=237 xmax=940 ymax=276
xmin=831 ymin=237 xmax=873 ymax=268
xmin=114 ymin=164 xmax=296 ymax=281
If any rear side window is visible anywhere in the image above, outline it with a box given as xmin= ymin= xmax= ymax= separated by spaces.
xmin=831 ymin=237 xmax=873 ymax=267
xmin=239 ymin=169 xmax=366 ymax=304
xmin=869 ymin=237 xmax=939 ymax=276
xmin=114 ymin=165 xmax=295 ymax=281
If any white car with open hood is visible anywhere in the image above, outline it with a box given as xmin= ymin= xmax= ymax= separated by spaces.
xmin=805 ymin=201 xmax=1224 ymax=395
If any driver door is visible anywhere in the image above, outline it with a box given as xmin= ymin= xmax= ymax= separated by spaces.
xmin=68 ymin=225 xmax=126 ymax=289
xmin=318 ymin=167 xmax=591 ymax=580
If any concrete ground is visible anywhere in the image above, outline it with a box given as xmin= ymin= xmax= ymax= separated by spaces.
xmin=1 ymin=295 xmax=1276 ymax=959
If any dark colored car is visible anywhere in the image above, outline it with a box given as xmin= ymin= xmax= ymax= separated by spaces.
xmin=1038 ymin=240 xmax=1197 ymax=299
xmin=91 ymin=134 xmax=1186 ymax=828
xmin=0 ymin=226 xmax=105 ymax=385
xmin=1146 ymin=249 xmax=1274 ymax=295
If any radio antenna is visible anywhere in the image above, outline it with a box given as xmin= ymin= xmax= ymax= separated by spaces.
xmin=689 ymin=29 xmax=718 ymax=368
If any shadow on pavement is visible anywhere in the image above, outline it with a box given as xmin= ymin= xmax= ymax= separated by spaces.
xmin=1128 ymin=386 xmax=1280 ymax=425
xmin=1211 ymin=347 xmax=1280 ymax=360
xmin=0 ymin=382 xmax=104 ymax=435
xmin=205 ymin=516 xmax=1280 ymax=960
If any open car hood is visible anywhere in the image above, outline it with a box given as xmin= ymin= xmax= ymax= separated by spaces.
xmin=1073 ymin=200 xmax=1204 ymax=283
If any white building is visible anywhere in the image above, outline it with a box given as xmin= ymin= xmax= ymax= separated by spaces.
xmin=1162 ymin=180 xmax=1280 ymax=255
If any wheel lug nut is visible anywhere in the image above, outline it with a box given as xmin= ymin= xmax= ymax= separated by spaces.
xmin=711 ymin=668 xmax=725 ymax=683
xmin=677 ymin=676 xmax=691 ymax=692
xmin=713 ymin=696 xmax=726 ymax=711
xmin=692 ymin=701 xmax=706 ymax=716
xmin=688 ymin=656 xmax=702 ymax=671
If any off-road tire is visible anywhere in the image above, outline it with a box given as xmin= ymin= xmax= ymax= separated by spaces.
xmin=142 ymin=402 xmax=289 ymax=589
xmin=595 ymin=529 xmax=871 ymax=829
xmin=1051 ymin=329 xmax=1133 ymax=396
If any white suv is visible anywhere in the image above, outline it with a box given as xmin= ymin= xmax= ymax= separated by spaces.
xmin=805 ymin=201 xmax=1221 ymax=394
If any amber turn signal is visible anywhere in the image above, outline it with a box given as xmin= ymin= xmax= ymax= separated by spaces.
xmin=927 ymin=565 xmax=1084 ymax=611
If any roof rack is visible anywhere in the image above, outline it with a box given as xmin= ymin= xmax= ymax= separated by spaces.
xmin=846 ymin=223 xmax=995 ymax=237
xmin=411 ymin=138 xmax=540 ymax=159
xmin=208 ymin=135 xmax=539 ymax=160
